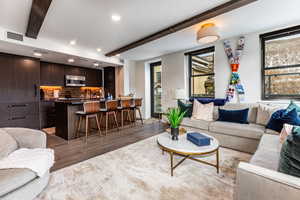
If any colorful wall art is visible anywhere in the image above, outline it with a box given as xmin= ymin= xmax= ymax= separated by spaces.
xmin=223 ymin=36 xmax=245 ymax=102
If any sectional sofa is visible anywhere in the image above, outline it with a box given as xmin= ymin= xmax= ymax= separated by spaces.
xmin=168 ymin=102 xmax=300 ymax=200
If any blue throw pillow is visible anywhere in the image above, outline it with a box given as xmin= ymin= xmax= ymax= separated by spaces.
xmin=189 ymin=98 xmax=227 ymax=106
xmin=217 ymin=108 xmax=249 ymax=124
xmin=286 ymin=101 xmax=300 ymax=114
xmin=266 ymin=109 xmax=300 ymax=132
xmin=178 ymin=100 xmax=193 ymax=118
xmin=278 ymin=125 xmax=300 ymax=177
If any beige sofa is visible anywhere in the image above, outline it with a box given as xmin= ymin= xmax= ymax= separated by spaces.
xmin=173 ymin=102 xmax=300 ymax=200
xmin=235 ymin=134 xmax=300 ymax=200
xmin=0 ymin=128 xmax=50 ymax=200
xmin=179 ymin=103 xmax=279 ymax=154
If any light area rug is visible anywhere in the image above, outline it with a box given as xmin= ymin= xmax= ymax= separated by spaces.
xmin=36 ymin=134 xmax=251 ymax=200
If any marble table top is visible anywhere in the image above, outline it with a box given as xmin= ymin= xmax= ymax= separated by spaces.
xmin=157 ymin=132 xmax=219 ymax=155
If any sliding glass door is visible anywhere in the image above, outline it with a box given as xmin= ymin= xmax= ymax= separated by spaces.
xmin=150 ymin=62 xmax=162 ymax=118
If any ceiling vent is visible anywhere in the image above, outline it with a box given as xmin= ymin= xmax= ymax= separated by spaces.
xmin=7 ymin=32 xmax=23 ymax=42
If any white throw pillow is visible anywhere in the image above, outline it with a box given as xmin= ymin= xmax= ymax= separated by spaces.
xmin=192 ymin=101 xmax=214 ymax=121
xmin=0 ymin=130 xmax=18 ymax=159
xmin=256 ymin=104 xmax=281 ymax=126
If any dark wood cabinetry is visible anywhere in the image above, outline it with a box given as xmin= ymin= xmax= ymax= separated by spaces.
xmin=64 ymin=66 xmax=86 ymax=77
xmin=40 ymin=101 xmax=55 ymax=128
xmin=40 ymin=62 xmax=65 ymax=86
xmin=0 ymin=53 xmax=40 ymax=129
xmin=40 ymin=62 xmax=102 ymax=87
xmin=86 ymin=68 xmax=103 ymax=87
xmin=104 ymin=67 xmax=116 ymax=98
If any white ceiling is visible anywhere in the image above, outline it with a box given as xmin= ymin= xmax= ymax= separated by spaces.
xmin=0 ymin=0 xmax=299 ymax=62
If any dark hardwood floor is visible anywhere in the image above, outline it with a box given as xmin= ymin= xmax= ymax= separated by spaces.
xmin=47 ymin=121 xmax=167 ymax=171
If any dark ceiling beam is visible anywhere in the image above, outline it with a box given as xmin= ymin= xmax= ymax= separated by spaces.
xmin=26 ymin=0 xmax=52 ymax=39
xmin=105 ymin=0 xmax=258 ymax=57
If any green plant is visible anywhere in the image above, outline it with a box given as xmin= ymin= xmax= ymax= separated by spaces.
xmin=165 ymin=108 xmax=186 ymax=128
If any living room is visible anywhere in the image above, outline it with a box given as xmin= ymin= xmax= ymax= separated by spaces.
xmin=1 ymin=0 xmax=300 ymax=200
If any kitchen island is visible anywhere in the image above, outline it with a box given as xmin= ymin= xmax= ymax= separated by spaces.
xmin=54 ymin=99 xmax=137 ymax=140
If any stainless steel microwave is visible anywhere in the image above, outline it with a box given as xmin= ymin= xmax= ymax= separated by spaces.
xmin=65 ymin=75 xmax=86 ymax=87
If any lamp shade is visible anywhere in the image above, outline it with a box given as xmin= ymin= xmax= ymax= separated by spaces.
xmin=197 ymin=23 xmax=220 ymax=45
xmin=175 ymin=89 xmax=186 ymax=100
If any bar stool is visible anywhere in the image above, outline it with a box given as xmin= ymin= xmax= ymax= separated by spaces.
xmin=75 ymin=101 xmax=101 ymax=142
xmin=118 ymin=99 xmax=133 ymax=127
xmin=99 ymin=100 xmax=119 ymax=135
xmin=131 ymin=98 xmax=144 ymax=125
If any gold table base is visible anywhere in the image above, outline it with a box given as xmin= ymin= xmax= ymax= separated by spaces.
xmin=159 ymin=145 xmax=219 ymax=177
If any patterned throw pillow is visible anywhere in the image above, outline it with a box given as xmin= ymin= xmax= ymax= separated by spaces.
xmin=286 ymin=101 xmax=300 ymax=114
xmin=280 ymin=124 xmax=293 ymax=144
xmin=192 ymin=101 xmax=214 ymax=121
xmin=278 ymin=125 xmax=300 ymax=177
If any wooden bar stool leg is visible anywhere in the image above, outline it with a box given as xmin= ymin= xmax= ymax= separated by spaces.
xmin=76 ymin=116 xmax=82 ymax=138
xmin=105 ymin=112 xmax=108 ymax=135
xmin=134 ymin=108 xmax=137 ymax=126
xmin=85 ymin=116 xmax=89 ymax=143
xmin=121 ymin=110 xmax=124 ymax=127
xmin=95 ymin=114 xmax=101 ymax=136
xmin=113 ymin=111 xmax=119 ymax=130
xmin=138 ymin=107 xmax=144 ymax=124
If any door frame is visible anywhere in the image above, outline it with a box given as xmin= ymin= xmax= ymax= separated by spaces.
xmin=150 ymin=61 xmax=162 ymax=118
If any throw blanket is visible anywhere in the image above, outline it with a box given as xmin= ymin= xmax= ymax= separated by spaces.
xmin=0 ymin=148 xmax=54 ymax=177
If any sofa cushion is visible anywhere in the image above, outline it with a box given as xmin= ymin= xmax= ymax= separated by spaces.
xmin=250 ymin=134 xmax=281 ymax=171
xmin=181 ymin=118 xmax=211 ymax=131
xmin=219 ymin=103 xmax=258 ymax=123
xmin=0 ymin=168 xmax=36 ymax=196
xmin=209 ymin=121 xmax=265 ymax=139
xmin=265 ymin=128 xmax=280 ymax=135
xmin=0 ymin=129 xmax=18 ymax=159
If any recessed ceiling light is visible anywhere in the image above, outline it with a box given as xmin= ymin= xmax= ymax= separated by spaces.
xmin=97 ymin=48 xmax=102 ymax=52
xmin=68 ymin=58 xmax=75 ymax=63
xmin=33 ymin=52 xmax=42 ymax=57
xmin=111 ymin=14 xmax=121 ymax=22
xmin=94 ymin=63 xmax=99 ymax=67
xmin=70 ymin=40 xmax=76 ymax=45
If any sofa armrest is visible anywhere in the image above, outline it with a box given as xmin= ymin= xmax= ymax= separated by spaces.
xmin=235 ymin=162 xmax=300 ymax=200
xmin=3 ymin=128 xmax=46 ymax=148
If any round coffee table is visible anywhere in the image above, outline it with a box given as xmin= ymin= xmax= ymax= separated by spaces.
xmin=157 ymin=132 xmax=220 ymax=176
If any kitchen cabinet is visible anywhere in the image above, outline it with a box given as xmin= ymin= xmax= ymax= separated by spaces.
xmin=0 ymin=53 xmax=40 ymax=129
xmin=86 ymin=68 xmax=102 ymax=87
xmin=40 ymin=62 xmax=65 ymax=86
xmin=104 ymin=67 xmax=115 ymax=98
xmin=64 ymin=66 xmax=86 ymax=76
xmin=40 ymin=101 xmax=56 ymax=128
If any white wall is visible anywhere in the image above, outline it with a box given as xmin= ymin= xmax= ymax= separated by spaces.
xmin=123 ymin=29 xmax=273 ymax=119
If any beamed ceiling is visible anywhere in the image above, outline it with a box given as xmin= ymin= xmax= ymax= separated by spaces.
xmin=0 ymin=0 xmax=299 ymax=63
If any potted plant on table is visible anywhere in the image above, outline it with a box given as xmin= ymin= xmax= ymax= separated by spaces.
xmin=165 ymin=108 xmax=186 ymax=140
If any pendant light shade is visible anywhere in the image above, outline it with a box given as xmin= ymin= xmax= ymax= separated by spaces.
xmin=197 ymin=23 xmax=220 ymax=44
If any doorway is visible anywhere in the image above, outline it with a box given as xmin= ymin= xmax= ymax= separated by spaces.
xmin=150 ymin=61 xmax=162 ymax=118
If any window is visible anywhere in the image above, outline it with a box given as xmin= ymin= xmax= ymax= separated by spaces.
xmin=187 ymin=46 xmax=215 ymax=98
xmin=261 ymin=25 xmax=300 ymax=100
